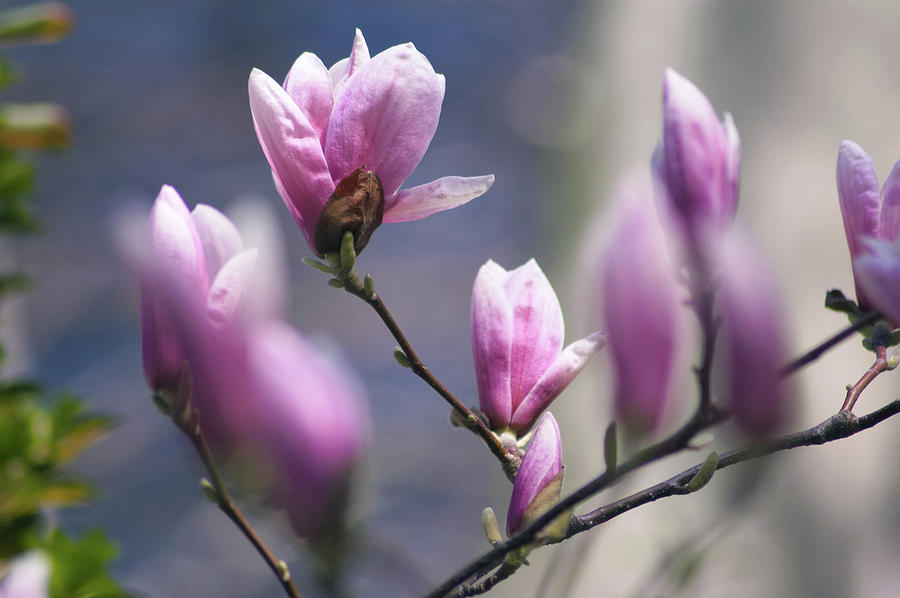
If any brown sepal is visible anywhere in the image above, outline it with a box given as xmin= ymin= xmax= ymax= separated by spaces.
xmin=314 ymin=168 xmax=384 ymax=256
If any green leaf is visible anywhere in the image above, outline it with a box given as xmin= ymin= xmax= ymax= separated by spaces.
xmin=42 ymin=529 xmax=133 ymax=598
xmin=0 ymin=272 xmax=29 ymax=296
xmin=824 ymin=289 xmax=859 ymax=314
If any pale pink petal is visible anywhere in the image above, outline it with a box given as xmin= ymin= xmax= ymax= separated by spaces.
xmin=325 ymin=42 xmax=443 ymax=196
xmin=722 ymin=112 xmax=741 ymax=219
xmin=510 ymin=332 xmax=606 ymax=434
xmin=249 ymin=68 xmax=334 ymax=248
xmin=503 ymin=259 xmax=564 ymax=413
xmin=837 ymin=140 xmax=881 ymax=306
xmin=856 ymin=237 xmax=900 ymax=327
xmin=879 ymin=158 xmax=900 ymax=242
xmin=471 ymin=260 xmax=514 ymax=428
xmin=383 ymin=174 xmax=494 ymax=223
xmin=330 ymin=29 xmax=371 ymax=99
xmin=507 ymin=412 xmax=562 ymax=536
xmin=206 ymin=248 xmax=258 ymax=327
xmin=328 ymin=57 xmax=349 ymax=90
xmin=191 ymin=203 xmax=244 ymax=281
xmin=284 ymin=52 xmax=334 ymax=148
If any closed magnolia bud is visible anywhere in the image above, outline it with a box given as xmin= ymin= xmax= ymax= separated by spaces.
xmin=506 ymin=412 xmax=563 ymax=536
xmin=602 ymin=174 xmax=680 ymax=432
xmin=656 ymin=69 xmax=740 ymax=239
xmin=835 ymin=140 xmax=900 ymax=308
xmin=471 ymin=259 xmax=605 ymax=435
xmin=717 ymin=228 xmax=791 ymax=436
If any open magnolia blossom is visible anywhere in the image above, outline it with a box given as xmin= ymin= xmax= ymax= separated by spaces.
xmin=855 ymin=236 xmax=900 ymax=328
xmin=140 ymin=185 xmax=259 ymax=394
xmin=506 ymin=412 xmax=563 ymax=536
xmin=471 ymin=259 xmax=605 ymax=436
xmin=836 ymin=140 xmax=900 ymax=308
xmin=653 ymin=68 xmax=740 ymax=240
xmin=249 ymin=28 xmax=494 ymax=255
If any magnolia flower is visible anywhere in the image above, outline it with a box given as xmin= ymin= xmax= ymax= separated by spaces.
xmin=602 ymin=175 xmax=681 ymax=432
xmin=249 ymin=28 xmax=494 ymax=255
xmin=140 ymin=185 xmax=258 ymax=394
xmin=0 ymin=551 xmax=50 ymax=598
xmin=146 ymin=243 xmax=368 ymax=539
xmin=718 ymin=228 xmax=790 ymax=436
xmin=835 ymin=140 xmax=900 ymax=308
xmin=855 ymin=237 xmax=900 ymax=327
xmin=653 ymin=68 xmax=740 ymax=239
xmin=471 ymin=259 xmax=605 ymax=436
xmin=507 ymin=412 xmax=563 ymax=536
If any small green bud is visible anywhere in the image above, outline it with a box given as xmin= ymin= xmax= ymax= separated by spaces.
xmin=393 ymin=346 xmax=411 ymax=368
xmin=363 ymin=274 xmax=375 ymax=298
xmin=325 ymin=253 xmax=341 ymax=270
xmin=327 ymin=278 xmax=344 ymax=288
xmin=685 ymin=451 xmax=719 ymax=493
xmin=301 ymin=256 xmax=334 ymax=274
xmin=276 ymin=561 xmax=291 ymax=582
xmin=481 ymin=507 xmax=503 ymax=546
xmin=340 ymin=230 xmax=356 ymax=271
xmin=200 ymin=478 xmax=219 ymax=504
xmin=603 ymin=421 xmax=617 ymax=473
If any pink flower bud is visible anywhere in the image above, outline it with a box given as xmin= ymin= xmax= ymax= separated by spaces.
xmin=471 ymin=259 xmax=604 ymax=435
xmin=717 ymin=228 xmax=791 ymax=436
xmin=249 ymin=29 xmax=494 ymax=255
xmin=656 ymin=69 xmax=740 ymax=238
xmin=507 ymin=412 xmax=563 ymax=536
xmin=835 ymin=140 xmax=900 ymax=308
xmin=140 ymin=185 xmax=208 ymax=392
xmin=602 ymin=175 xmax=681 ymax=432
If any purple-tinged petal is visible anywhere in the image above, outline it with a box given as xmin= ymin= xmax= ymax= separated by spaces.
xmin=837 ymin=140 xmax=882 ymax=306
xmin=383 ymin=174 xmax=494 ymax=223
xmin=504 ymin=259 xmax=565 ymax=413
xmin=879 ymin=158 xmax=900 ymax=243
xmin=140 ymin=185 xmax=207 ymax=392
xmin=507 ymin=412 xmax=562 ymax=536
xmin=661 ymin=69 xmax=729 ymax=232
xmin=191 ymin=203 xmax=244 ymax=281
xmin=325 ymin=42 xmax=443 ymax=197
xmin=330 ymin=29 xmax=371 ymax=100
xmin=722 ymin=112 xmax=741 ymax=220
xmin=206 ymin=248 xmax=258 ymax=327
xmin=510 ymin=332 xmax=606 ymax=434
xmin=471 ymin=260 xmax=514 ymax=428
xmin=249 ymin=68 xmax=334 ymax=251
xmin=602 ymin=175 xmax=680 ymax=432
xmin=718 ymin=227 xmax=791 ymax=436
xmin=855 ymin=237 xmax=900 ymax=327
xmin=247 ymin=320 xmax=368 ymax=538
xmin=284 ymin=52 xmax=334 ymax=149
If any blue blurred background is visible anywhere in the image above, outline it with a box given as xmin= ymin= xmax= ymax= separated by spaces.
xmin=5 ymin=1 xmax=900 ymax=596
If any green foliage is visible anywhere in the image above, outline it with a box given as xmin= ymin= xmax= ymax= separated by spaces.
xmin=42 ymin=529 xmax=133 ymax=598
xmin=0 ymin=147 xmax=37 ymax=233
xmin=824 ymin=288 xmax=900 ymax=351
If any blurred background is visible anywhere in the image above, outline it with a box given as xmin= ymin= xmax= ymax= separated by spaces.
xmin=3 ymin=0 xmax=900 ymax=596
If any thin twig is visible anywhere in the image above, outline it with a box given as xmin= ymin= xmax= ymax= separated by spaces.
xmin=427 ymin=400 xmax=900 ymax=597
xmin=339 ymin=268 xmax=519 ymax=480
xmin=840 ymin=345 xmax=889 ymax=412
xmin=780 ymin=312 xmax=881 ymax=377
xmin=178 ymin=413 xmax=302 ymax=598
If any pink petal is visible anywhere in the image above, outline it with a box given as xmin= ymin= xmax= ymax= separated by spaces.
xmin=191 ymin=203 xmax=244 ymax=281
xmin=325 ymin=42 xmax=443 ymax=197
xmin=330 ymin=29 xmax=371 ymax=99
xmin=879 ymin=158 xmax=900 ymax=242
xmin=249 ymin=68 xmax=334 ymax=248
xmin=383 ymin=174 xmax=494 ymax=223
xmin=510 ymin=332 xmax=606 ymax=434
xmin=722 ymin=112 xmax=741 ymax=220
xmin=855 ymin=237 xmax=900 ymax=327
xmin=206 ymin=248 xmax=258 ymax=327
xmin=471 ymin=260 xmax=514 ymax=428
xmin=503 ymin=259 xmax=564 ymax=413
xmin=506 ymin=412 xmax=562 ymax=536
xmin=284 ymin=52 xmax=334 ymax=149
xmin=837 ymin=140 xmax=881 ymax=306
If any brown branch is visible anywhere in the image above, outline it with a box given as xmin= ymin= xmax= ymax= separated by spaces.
xmin=840 ymin=345 xmax=889 ymax=412
xmin=780 ymin=312 xmax=881 ymax=377
xmin=177 ymin=413 xmax=303 ymax=598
